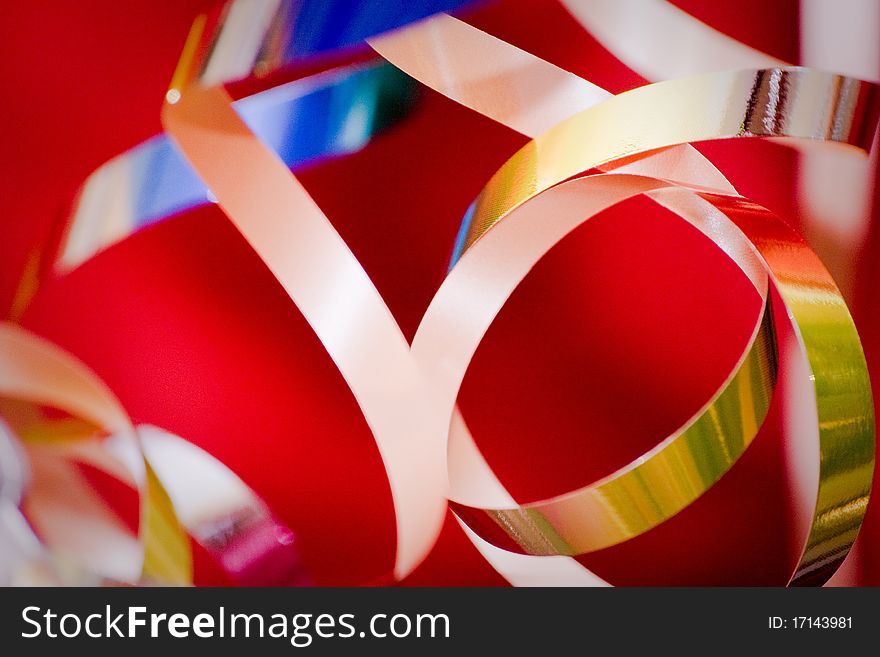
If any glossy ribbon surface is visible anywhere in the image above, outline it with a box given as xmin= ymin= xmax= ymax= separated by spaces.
xmin=1 ymin=0 xmax=877 ymax=587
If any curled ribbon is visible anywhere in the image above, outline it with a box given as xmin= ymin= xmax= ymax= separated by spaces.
xmin=0 ymin=323 xmax=190 ymax=584
xmin=0 ymin=321 xmax=313 ymax=586
xmin=374 ymin=14 xmax=876 ymax=586
xmin=3 ymin=0 xmax=878 ymax=586
xmin=4 ymin=0 xmax=474 ymax=585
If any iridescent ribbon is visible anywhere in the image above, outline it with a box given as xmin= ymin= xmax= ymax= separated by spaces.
xmin=4 ymin=0 xmax=476 ymax=585
xmin=58 ymin=61 xmax=418 ymax=272
xmin=160 ymin=12 xmax=449 ymax=582
xmin=4 ymin=0 xmax=876 ymax=588
xmin=0 ymin=319 xmax=315 ymax=586
xmin=160 ymin=3 xmax=875 ymax=585
xmin=140 ymin=426 xmax=310 ymax=586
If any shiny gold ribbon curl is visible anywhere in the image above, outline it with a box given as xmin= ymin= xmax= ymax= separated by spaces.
xmin=437 ymin=67 xmax=876 ymax=585
xmin=3 ymin=3 xmax=875 ymax=587
xmin=162 ymin=8 xmax=877 ymax=585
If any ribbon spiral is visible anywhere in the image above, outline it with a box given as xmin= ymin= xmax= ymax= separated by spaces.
xmin=1 ymin=0 xmax=877 ymax=587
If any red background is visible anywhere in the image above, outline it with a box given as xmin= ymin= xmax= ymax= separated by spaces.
xmin=2 ymin=0 xmax=877 ymax=585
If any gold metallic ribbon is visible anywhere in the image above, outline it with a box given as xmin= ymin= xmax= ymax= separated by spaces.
xmin=421 ymin=67 xmax=876 ymax=584
xmin=372 ymin=19 xmax=876 ymax=584
xmin=7 ymin=1 xmax=873 ymax=587
xmin=556 ymin=2 xmax=880 ymax=582
xmin=158 ymin=6 xmax=876 ymax=585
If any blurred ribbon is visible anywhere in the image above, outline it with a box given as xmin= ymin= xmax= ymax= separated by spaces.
xmin=2 ymin=0 xmax=877 ymax=587
xmin=0 ymin=323 xmax=190 ymax=585
xmin=3 ymin=0 xmax=475 ymax=585
xmin=58 ymin=61 xmax=419 ymax=272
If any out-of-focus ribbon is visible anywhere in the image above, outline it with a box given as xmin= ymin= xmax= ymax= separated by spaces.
xmin=159 ymin=1 xmax=458 ymax=581
xmin=0 ymin=323 xmax=190 ymax=585
xmin=2 ymin=0 xmax=476 ymax=585
xmin=0 ymin=320 xmax=311 ymax=586
xmin=3 ymin=0 xmax=877 ymax=587
xmin=160 ymin=2 xmax=875 ymax=585
xmin=58 ymin=61 xmax=419 ymax=273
